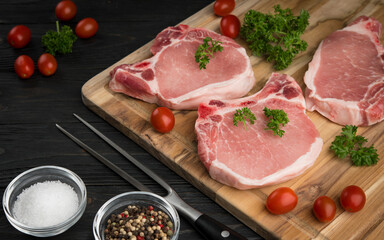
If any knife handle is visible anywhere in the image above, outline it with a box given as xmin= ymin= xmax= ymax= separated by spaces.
xmin=194 ymin=214 xmax=247 ymax=240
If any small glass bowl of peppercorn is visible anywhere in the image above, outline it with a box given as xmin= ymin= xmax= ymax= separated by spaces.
xmin=2 ymin=165 xmax=87 ymax=237
xmin=93 ymin=191 xmax=180 ymax=240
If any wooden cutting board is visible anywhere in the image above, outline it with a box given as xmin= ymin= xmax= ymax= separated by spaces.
xmin=81 ymin=0 xmax=384 ymax=239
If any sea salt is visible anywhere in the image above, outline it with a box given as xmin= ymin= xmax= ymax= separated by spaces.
xmin=12 ymin=180 xmax=79 ymax=228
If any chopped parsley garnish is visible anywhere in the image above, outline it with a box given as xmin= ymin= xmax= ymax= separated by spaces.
xmin=195 ymin=37 xmax=224 ymax=70
xmin=263 ymin=107 xmax=289 ymax=137
xmin=233 ymin=107 xmax=256 ymax=130
xmin=330 ymin=125 xmax=379 ymax=166
xmin=240 ymin=5 xmax=310 ymax=70
xmin=41 ymin=21 xmax=77 ymax=56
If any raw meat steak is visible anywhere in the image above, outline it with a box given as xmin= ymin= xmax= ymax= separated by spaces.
xmin=109 ymin=24 xmax=255 ymax=110
xmin=304 ymin=16 xmax=384 ymax=126
xmin=195 ymin=73 xmax=323 ymax=189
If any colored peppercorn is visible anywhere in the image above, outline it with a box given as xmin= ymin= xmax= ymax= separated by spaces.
xmin=104 ymin=205 xmax=174 ymax=240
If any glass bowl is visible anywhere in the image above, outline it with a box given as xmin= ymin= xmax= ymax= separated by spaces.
xmin=2 ymin=165 xmax=87 ymax=237
xmin=93 ymin=191 xmax=180 ymax=240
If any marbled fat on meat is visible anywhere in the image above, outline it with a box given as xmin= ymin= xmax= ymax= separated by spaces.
xmin=304 ymin=16 xmax=384 ymax=126
xmin=109 ymin=25 xmax=255 ymax=110
xmin=195 ymin=73 xmax=323 ymax=189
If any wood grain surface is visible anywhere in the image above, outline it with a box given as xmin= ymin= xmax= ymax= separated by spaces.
xmin=82 ymin=0 xmax=384 ymax=239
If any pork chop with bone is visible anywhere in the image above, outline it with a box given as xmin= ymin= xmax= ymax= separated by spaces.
xmin=304 ymin=16 xmax=384 ymax=126
xmin=195 ymin=73 xmax=323 ymax=190
xmin=109 ymin=25 xmax=255 ymax=110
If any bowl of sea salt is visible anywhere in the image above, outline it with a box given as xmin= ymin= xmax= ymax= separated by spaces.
xmin=2 ymin=165 xmax=87 ymax=237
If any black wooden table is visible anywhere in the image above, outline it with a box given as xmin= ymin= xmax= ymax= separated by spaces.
xmin=0 ymin=0 xmax=263 ymax=239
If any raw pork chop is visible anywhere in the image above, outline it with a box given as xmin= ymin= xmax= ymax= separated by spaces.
xmin=195 ymin=73 xmax=323 ymax=189
xmin=109 ymin=24 xmax=255 ymax=110
xmin=304 ymin=16 xmax=384 ymax=126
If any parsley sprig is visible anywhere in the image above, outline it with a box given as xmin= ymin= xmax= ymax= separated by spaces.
xmin=233 ymin=107 xmax=256 ymax=130
xmin=240 ymin=5 xmax=310 ymax=70
xmin=263 ymin=107 xmax=289 ymax=137
xmin=195 ymin=37 xmax=224 ymax=70
xmin=41 ymin=21 xmax=77 ymax=56
xmin=330 ymin=125 xmax=379 ymax=166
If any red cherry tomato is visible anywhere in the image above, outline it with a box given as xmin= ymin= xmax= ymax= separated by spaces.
xmin=150 ymin=107 xmax=175 ymax=133
xmin=75 ymin=18 xmax=98 ymax=39
xmin=38 ymin=53 xmax=58 ymax=76
xmin=14 ymin=55 xmax=34 ymax=79
xmin=313 ymin=196 xmax=336 ymax=222
xmin=7 ymin=25 xmax=31 ymax=48
xmin=220 ymin=15 xmax=241 ymax=38
xmin=214 ymin=0 xmax=235 ymax=16
xmin=55 ymin=0 xmax=77 ymax=21
xmin=266 ymin=187 xmax=298 ymax=215
xmin=340 ymin=185 xmax=366 ymax=212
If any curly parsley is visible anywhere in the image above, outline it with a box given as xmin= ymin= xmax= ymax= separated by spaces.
xmin=240 ymin=5 xmax=310 ymax=70
xmin=263 ymin=107 xmax=289 ymax=137
xmin=195 ymin=37 xmax=224 ymax=70
xmin=330 ymin=125 xmax=379 ymax=166
xmin=41 ymin=21 xmax=77 ymax=56
xmin=233 ymin=107 xmax=256 ymax=130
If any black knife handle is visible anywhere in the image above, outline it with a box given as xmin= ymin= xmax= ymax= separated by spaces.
xmin=194 ymin=214 xmax=248 ymax=240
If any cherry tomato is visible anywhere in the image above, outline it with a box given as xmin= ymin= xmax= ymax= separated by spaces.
xmin=340 ymin=185 xmax=366 ymax=212
xmin=214 ymin=0 xmax=235 ymax=17
xmin=150 ymin=107 xmax=175 ymax=133
xmin=38 ymin=53 xmax=58 ymax=76
xmin=266 ymin=187 xmax=298 ymax=215
xmin=7 ymin=25 xmax=31 ymax=48
xmin=75 ymin=18 xmax=98 ymax=39
xmin=55 ymin=0 xmax=77 ymax=21
xmin=220 ymin=15 xmax=241 ymax=38
xmin=313 ymin=196 xmax=336 ymax=222
xmin=14 ymin=55 xmax=34 ymax=79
